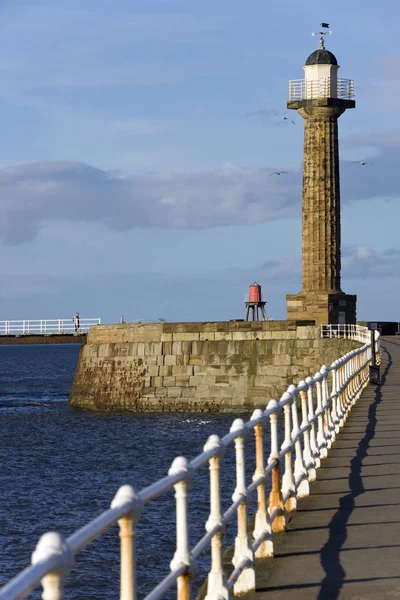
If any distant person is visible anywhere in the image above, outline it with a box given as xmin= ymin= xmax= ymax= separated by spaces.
xmin=119 ymin=316 xmax=126 ymax=324
xmin=73 ymin=312 xmax=80 ymax=333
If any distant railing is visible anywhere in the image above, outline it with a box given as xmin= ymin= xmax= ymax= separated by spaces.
xmin=0 ymin=318 xmax=101 ymax=335
xmin=0 ymin=326 xmax=376 ymax=600
xmin=288 ymin=77 xmax=355 ymax=101
xmin=321 ymin=324 xmax=371 ymax=343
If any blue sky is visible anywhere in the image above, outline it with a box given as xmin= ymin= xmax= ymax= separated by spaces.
xmin=0 ymin=0 xmax=399 ymax=323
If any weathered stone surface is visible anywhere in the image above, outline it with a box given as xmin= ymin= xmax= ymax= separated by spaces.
xmin=286 ymin=100 xmax=357 ymax=324
xmin=69 ymin=322 xmax=360 ymax=412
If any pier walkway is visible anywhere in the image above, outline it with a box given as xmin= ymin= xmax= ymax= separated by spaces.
xmin=246 ymin=336 xmax=400 ymax=600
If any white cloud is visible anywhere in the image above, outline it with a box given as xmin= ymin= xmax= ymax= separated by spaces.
xmin=342 ymin=245 xmax=400 ymax=279
xmin=0 ymin=161 xmax=302 ymax=244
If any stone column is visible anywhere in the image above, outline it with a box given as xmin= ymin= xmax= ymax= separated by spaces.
xmin=286 ymin=98 xmax=357 ymax=325
xmin=300 ymin=105 xmax=343 ymax=293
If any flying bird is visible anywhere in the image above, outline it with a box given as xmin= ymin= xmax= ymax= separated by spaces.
xmin=352 ymin=161 xmax=373 ymax=166
xmin=270 ymin=171 xmax=288 ymax=176
xmin=274 ymin=112 xmax=296 ymax=125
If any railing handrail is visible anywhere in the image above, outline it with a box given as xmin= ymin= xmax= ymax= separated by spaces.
xmin=0 ymin=325 xmax=376 ymax=600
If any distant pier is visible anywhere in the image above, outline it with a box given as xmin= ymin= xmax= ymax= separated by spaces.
xmin=0 ymin=333 xmax=87 ymax=345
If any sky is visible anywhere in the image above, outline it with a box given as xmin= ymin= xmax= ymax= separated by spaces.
xmin=0 ymin=0 xmax=399 ymax=324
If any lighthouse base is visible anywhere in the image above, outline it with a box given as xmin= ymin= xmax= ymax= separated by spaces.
xmin=286 ymin=291 xmax=357 ymax=326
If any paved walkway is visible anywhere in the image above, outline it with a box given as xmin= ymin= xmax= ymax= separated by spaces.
xmin=248 ymin=337 xmax=400 ymax=600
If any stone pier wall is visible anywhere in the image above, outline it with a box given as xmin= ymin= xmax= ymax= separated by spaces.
xmin=69 ymin=321 xmax=360 ymax=412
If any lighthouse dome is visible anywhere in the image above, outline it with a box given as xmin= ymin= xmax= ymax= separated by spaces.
xmin=305 ymin=48 xmax=338 ymax=66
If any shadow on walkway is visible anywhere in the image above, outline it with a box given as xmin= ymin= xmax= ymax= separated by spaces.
xmin=317 ymin=347 xmax=393 ymax=599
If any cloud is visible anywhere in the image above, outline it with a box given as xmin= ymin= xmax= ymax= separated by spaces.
xmin=2 ymin=123 xmax=400 ymax=244
xmin=0 ymin=161 xmax=302 ymax=244
xmin=342 ymin=245 xmax=400 ymax=280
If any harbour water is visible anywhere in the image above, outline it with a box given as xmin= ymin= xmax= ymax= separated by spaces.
xmin=0 ymin=345 xmax=256 ymax=598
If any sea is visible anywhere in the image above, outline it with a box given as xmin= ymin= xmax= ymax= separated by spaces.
xmin=0 ymin=344 xmax=257 ymax=599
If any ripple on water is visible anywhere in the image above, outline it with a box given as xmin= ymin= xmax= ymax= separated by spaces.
xmin=0 ymin=344 xmax=258 ymax=599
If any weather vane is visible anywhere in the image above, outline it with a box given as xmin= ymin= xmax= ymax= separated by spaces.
xmin=312 ymin=22 xmax=331 ymax=49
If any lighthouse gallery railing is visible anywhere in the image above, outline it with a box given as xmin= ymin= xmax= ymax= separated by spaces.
xmin=289 ymin=77 xmax=355 ymax=101
xmin=0 ymin=326 xmax=379 ymax=600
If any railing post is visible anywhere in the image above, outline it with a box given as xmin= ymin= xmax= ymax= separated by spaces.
xmin=111 ymin=485 xmax=143 ymax=600
xmin=204 ymin=435 xmax=229 ymax=600
xmin=267 ymin=400 xmax=285 ymax=533
xmin=329 ymin=363 xmax=339 ymax=436
xmin=343 ymin=356 xmax=351 ymax=416
xmin=31 ymin=532 xmax=73 ymax=600
xmin=288 ymin=384 xmax=309 ymax=498
xmin=315 ymin=373 xmax=328 ymax=459
xmin=306 ymin=377 xmax=320 ymax=469
xmin=321 ymin=366 xmax=333 ymax=447
xmin=280 ymin=393 xmax=296 ymax=512
xmin=169 ymin=457 xmax=194 ymax=600
xmin=231 ymin=418 xmax=255 ymax=595
xmin=298 ymin=381 xmax=316 ymax=482
xmin=335 ymin=359 xmax=345 ymax=428
xmin=251 ymin=409 xmax=272 ymax=558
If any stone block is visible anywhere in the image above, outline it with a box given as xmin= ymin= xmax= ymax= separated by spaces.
xmin=181 ymin=386 xmax=196 ymax=398
xmin=167 ymin=387 xmax=183 ymax=397
xmin=163 ymin=376 xmax=176 ymax=387
xmin=253 ymin=331 xmax=272 ymax=340
xmin=161 ymin=333 xmax=173 ymax=342
xmin=193 ymin=366 xmax=208 ymax=375
xmin=148 ymin=342 xmax=162 ymax=355
xmin=175 ymin=375 xmax=190 ymax=385
xmin=155 ymin=387 xmax=168 ymax=398
xmin=148 ymin=366 xmax=160 ymax=376
xmin=176 ymin=355 xmax=190 ymax=366
xmin=172 ymin=341 xmax=183 ymax=355
xmin=296 ymin=326 xmax=317 ymax=340
xmin=97 ymin=343 xmax=114 ymax=358
xmin=195 ymin=386 xmax=212 ymax=398
xmin=272 ymin=355 xmax=291 ymax=366
xmin=152 ymin=376 xmax=163 ymax=387
xmin=200 ymin=332 xmax=215 ymax=341
xmin=173 ymin=365 xmax=194 ymax=376
xmin=173 ymin=333 xmax=200 ymax=341
xmin=215 ymin=332 xmax=233 ymax=341
xmin=189 ymin=375 xmax=204 ymax=386
xmin=165 ymin=355 xmax=177 ymax=366
xmin=232 ymin=332 xmax=252 ymax=341
xmin=215 ymin=375 xmax=230 ymax=384
xmin=182 ymin=341 xmax=192 ymax=354
xmin=163 ymin=341 xmax=172 ymax=355
xmin=189 ymin=355 xmax=203 ymax=366
xmin=137 ymin=343 xmax=145 ymax=356
xmin=146 ymin=356 xmax=158 ymax=366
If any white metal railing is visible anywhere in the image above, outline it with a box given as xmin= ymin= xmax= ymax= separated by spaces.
xmin=288 ymin=77 xmax=355 ymax=101
xmin=0 ymin=318 xmax=101 ymax=335
xmin=0 ymin=326 xmax=377 ymax=600
xmin=320 ymin=324 xmax=371 ymax=343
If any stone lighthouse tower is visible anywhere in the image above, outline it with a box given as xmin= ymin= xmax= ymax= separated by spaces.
xmin=286 ymin=32 xmax=357 ymax=325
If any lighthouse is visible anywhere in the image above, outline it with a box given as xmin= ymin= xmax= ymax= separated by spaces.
xmin=286 ymin=28 xmax=357 ymax=325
